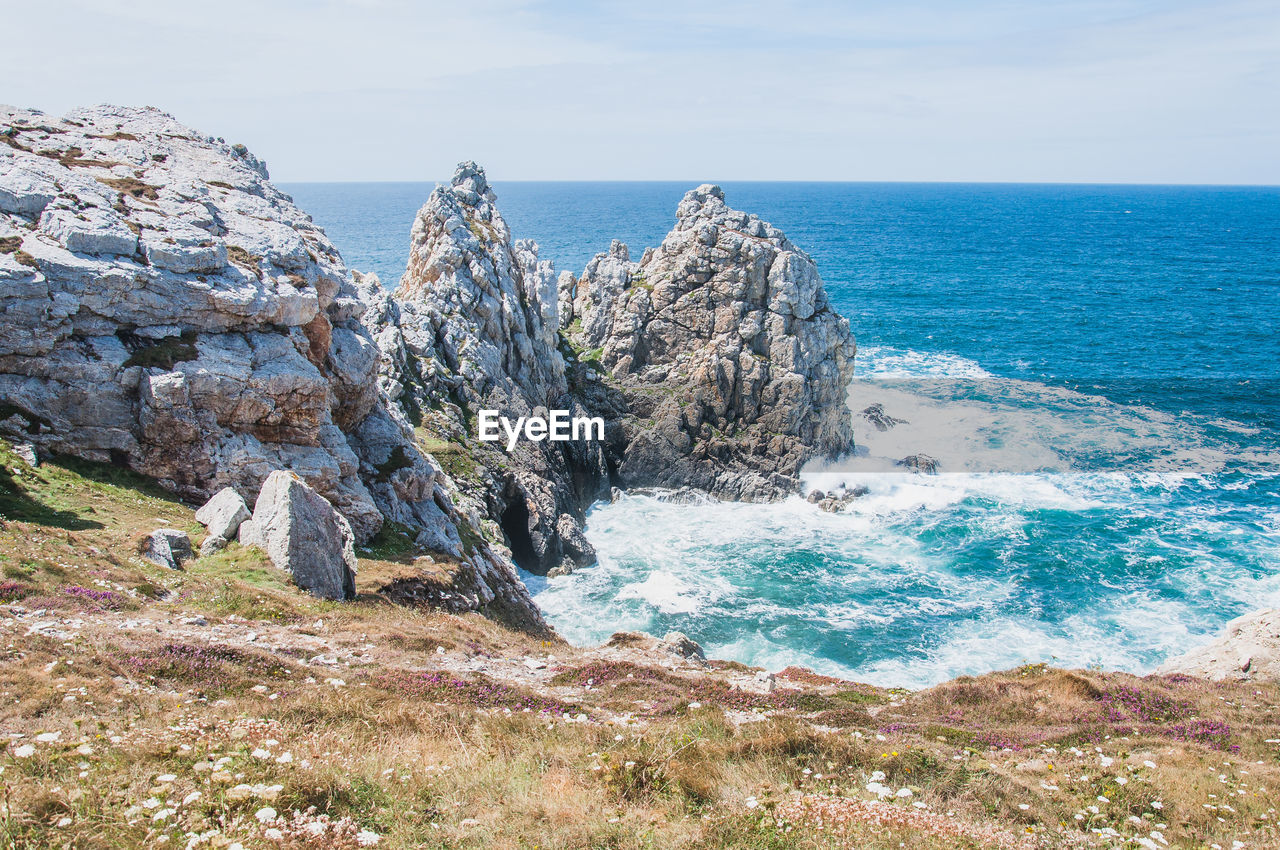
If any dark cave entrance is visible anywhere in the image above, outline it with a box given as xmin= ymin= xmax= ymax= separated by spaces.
xmin=500 ymin=498 xmax=540 ymax=573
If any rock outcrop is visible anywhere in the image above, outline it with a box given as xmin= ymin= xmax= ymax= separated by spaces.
xmin=1158 ymin=608 xmax=1280 ymax=682
xmin=377 ymin=163 xmax=612 ymax=576
xmin=0 ymin=104 xmax=384 ymax=537
xmin=560 ymin=184 xmax=856 ymax=500
xmin=239 ymin=470 xmax=359 ymax=600
xmin=373 ymin=170 xmax=858 ymax=577
xmin=2 ymin=104 xmax=857 ymax=631
xmin=0 ymin=107 xmax=547 ymax=633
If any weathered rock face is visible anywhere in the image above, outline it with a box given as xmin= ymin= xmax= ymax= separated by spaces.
xmin=239 ymin=470 xmax=358 ymax=600
xmin=0 ymin=104 xmax=385 ymax=537
xmin=561 ymin=184 xmax=857 ymax=499
xmin=0 ymin=107 xmax=548 ymax=634
xmin=1158 ymin=609 xmax=1280 ymax=682
xmin=382 ymin=163 xmax=611 ymax=576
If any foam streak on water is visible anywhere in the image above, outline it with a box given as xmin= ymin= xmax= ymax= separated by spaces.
xmin=529 ymin=346 xmax=1280 ymax=689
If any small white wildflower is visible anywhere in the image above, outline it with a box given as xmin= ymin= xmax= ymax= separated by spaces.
xmin=254 ymin=806 xmax=277 ymax=823
xmin=1018 ymin=804 xmax=1030 ymax=811
xmin=182 ymin=791 xmax=201 ymax=806
xmin=895 ymin=788 xmax=913 ymax=798
xmin=356 ymin=830 xmax=380 ymax=847
xmin=156 ymin=773 xmax=177 ymax=783
xmin=56 ymin=817 xmax=72 ymax=827
xmin=12 ymin=744 xmax=34 ymax=758
xmin=35 ymin=732 xmax=61 ymax=743
xmin=1151 ymin=801 xmax=1164 ymax=809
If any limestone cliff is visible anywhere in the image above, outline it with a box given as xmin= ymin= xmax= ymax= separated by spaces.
xmin=1 ymin=104 xmax=857 ymax=631
xmin=561 ymin=184 xmax=857 ymax=500
xmin=374 ymin=164 xmax=611 ymax=577
xmin=0 ymin=106 xmax=545 ymax=633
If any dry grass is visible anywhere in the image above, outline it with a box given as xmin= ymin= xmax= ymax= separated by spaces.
xmin=2 ymin=439 xmax=1279 ymax=849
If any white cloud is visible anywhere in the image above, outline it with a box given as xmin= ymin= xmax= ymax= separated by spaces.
xmin=4 ymin=0 xmax=1277 ymax=182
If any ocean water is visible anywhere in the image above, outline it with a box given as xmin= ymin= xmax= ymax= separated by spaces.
xmin=285 ymin=181 xmax=1280 ymax=688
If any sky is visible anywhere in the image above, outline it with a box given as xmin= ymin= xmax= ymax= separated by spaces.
xmin=4 ymin=0 xmax=1278 ymax=183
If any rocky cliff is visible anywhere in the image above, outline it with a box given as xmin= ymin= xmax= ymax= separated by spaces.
xmin=561 ymin=184 xmax=857 ymax=500
xmin=370 ymin=163 xmax=612 ymax=577
xmin=0 ymin=106 xmax=545 ymax=632
xmin=1 ymin=104 xmax=857 ymax=629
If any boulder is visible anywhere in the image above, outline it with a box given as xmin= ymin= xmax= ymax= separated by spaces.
xmin=659 ymin=631 xmax=706 ymax=661
xmin=140 ymin=529 xmax=193 ymax=570
xmin=861 ymin=403 xmax=906 ymax=432
xmin=1158 ymin=609 xmax=1280 ymax=682
xmin=199 ymin=534 xmax=229 ymax=557
xmin=195 ymin=486 xmax=251 ymax=542
xmin=13 ymin=442 xmax=37 ymax=467
xmin=240 ymin=470 xmax=357 ymax=600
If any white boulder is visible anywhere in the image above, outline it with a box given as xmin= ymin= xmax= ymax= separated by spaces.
xmin=1158 ymin=609 xmax=1280 ymax=682
xmin=195 ymin=486 xmax=251 ymax=542
xmin=240 ymin=470 xmax=357 ymax=600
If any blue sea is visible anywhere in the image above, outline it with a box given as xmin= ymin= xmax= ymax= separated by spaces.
xmin=285 ymin=181 xmax=1280 ymax=688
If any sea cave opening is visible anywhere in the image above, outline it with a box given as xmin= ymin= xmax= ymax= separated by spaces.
xmin=500 ymin=498 xmax=540 ymax=573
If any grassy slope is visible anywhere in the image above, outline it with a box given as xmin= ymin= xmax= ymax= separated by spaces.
xmin=1 ymin=439 xmax=1278 ymax=849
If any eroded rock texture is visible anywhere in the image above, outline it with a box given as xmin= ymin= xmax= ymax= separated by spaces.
xmin=561 ymin=184 xmax=857 ymax=500
xmin=0 ymin=107 xmax=546 ymax=633
xmin=380 ymin=163 xmax=612 ymax=576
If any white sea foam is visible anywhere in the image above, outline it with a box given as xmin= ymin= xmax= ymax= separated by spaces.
xmin=617 ymin=570 xmax=703 ymax=614
xmin=530 ymin=346 xmax=1280 ymax=688
xmin=856 ymin=345 xmax=994 ymax=380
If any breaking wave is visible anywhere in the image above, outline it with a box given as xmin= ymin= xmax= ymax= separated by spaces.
xmin=530 ymin=346 xmax=1280 ymax=688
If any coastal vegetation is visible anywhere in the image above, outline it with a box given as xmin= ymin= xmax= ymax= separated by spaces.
xmin=2 ymin=437 xmax=1278 ymax=849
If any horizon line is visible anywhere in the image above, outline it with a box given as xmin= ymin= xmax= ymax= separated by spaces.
xmin=277 ymin=178 xmax=1280 ymax=189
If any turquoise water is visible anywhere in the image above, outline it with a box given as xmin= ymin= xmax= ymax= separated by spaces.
xmin=286 ymin=181 xmax=1280 ymax=687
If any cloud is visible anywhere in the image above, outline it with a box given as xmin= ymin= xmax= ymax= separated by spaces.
xmin=5 ymin=0 xmax=1277 ymax=182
